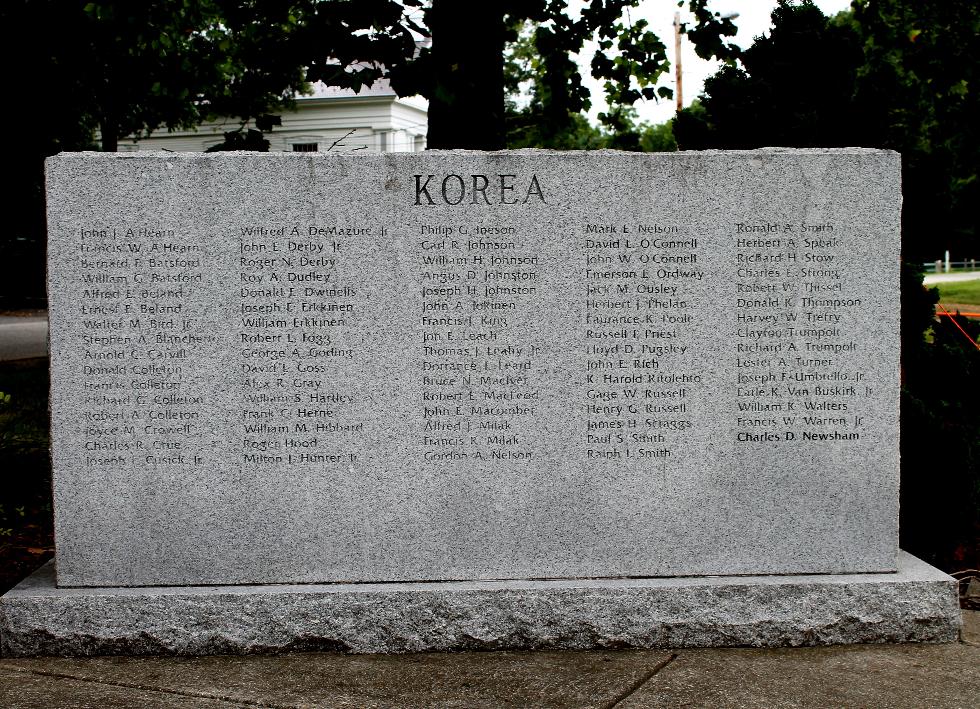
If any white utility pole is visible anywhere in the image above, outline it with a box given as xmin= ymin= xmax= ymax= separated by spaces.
xmin=674 ymin=12 xmax=739 ymax=114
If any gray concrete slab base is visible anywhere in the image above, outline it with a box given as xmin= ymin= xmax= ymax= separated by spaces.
xmin=0 ymin=650 xmax=676 ymax=709
xmin=0 ymin=551 xmax=960 ymax=658
xmin=618 ymin=641 xmax=980 ymax=708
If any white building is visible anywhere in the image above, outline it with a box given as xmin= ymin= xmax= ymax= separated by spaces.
xmin=119 ymin=80 xmax=427 ymax=153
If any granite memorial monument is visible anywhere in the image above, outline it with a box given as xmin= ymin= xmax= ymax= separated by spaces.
xmin=0 ymin=150 xmax=961 ymax=655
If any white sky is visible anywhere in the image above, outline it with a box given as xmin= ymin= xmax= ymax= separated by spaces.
xmin=577 ymin=0 xmax=853 ymax=126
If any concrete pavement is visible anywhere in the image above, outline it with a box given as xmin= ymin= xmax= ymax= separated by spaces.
xmin=0 ymin=611 xmax=976 ymax=708
xmin=0 ymin=316 xmax=48 ymax=361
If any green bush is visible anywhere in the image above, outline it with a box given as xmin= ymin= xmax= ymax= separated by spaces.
xmin=0 ymin=359 xmax=53 ymax=593
xmin=901 ymin=265 xmax=980 ymax=570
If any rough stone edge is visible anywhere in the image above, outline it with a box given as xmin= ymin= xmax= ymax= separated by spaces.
xmin=45 ymin=147 xmax=898 ymax=163
xmin=0 ymin=551 xmax=960 ymax=657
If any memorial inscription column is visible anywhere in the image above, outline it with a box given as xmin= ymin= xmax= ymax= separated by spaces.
xmin=236 ymin=225 xmax=361 ymax=467
xmin=579 ymin=222 xmax=703 ymax=466
xmin=410 ymin=175 xmax=548 ymax=466
xmin=75 ymin=227 xmax=214 ymax=470
xmin=731 ymin=220 xmax=868 ymax=445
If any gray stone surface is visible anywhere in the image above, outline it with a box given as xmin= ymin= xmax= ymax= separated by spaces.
xmin=0 ymin=667 xmax=236 ymax=709
xmin=3 ymin=624 xmax=978 ymax=709
xmin=1 ymin=649 xmax=672 ymax=709
xmin=0 ymin=552 xmax=959 ymax=657
xmin=962 ymin=609 xmax=980 ymax=647
xmin=619 ymin=642 xmax=980 ymax=709
xmin=46 ymin=150 xmax=901 ymax=587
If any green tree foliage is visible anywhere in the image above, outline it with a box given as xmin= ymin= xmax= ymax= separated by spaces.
xmin=49 ymin=2 xmax=310 ymax=151
xmin=6 ymin=0 xmax=734 ymax=158
xmin=902 ymin=276 xmax=980 ymax=571
xmin=853 ymin=0 xmax=979 ymax=261
xmin=504 ymin=24 xmax=677 ymax=151
xmin=5 ymin=0 xmax=423 ymax=153
xmin=50 ymin=1 xmax=421 ymax=152
xmin=392 ymin=0 xmax=740 ymax=149
xmin=673 ymin=3 xmax=866 ymax=149
xmin=2 ymin=2 xmax=93 ymax=304
xmin=504 ymin=23 xmax=605 ymax=150
xmin=638 ymin=120 xmax=678 ymax=152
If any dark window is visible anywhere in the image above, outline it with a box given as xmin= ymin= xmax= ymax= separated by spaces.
xmin=292 ymin=143 xmax=318 ymax=153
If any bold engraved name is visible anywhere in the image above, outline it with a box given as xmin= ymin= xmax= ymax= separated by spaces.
xmin=414 ymin=174 xmax=545 ymax=205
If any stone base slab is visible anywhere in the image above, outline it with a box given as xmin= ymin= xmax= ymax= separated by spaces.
xmin=0 ymin=551 xmax=961 ymax=657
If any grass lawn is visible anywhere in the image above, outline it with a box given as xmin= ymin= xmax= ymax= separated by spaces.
xmin=934 ymin=279 xmax=980 ymax=308
xmin=0 ymin=358 xmax=53 ymax=594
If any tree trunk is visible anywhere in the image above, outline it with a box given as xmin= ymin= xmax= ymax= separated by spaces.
xmin=100 ymin=120 xmax=118 ymax=152
xmin=425 ymin=0 xmax=505 ymax=150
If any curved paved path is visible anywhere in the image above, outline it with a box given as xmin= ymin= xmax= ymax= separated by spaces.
xmin=924 ymin=271 xmax=980 ymax=285
xmin=0 ymin=316 xmax=48 ymax=361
